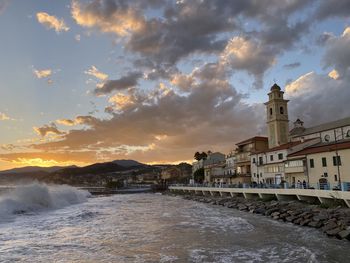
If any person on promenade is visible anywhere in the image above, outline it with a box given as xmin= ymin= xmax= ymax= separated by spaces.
xmin=297 ymin=180 xmax=301 ymax=189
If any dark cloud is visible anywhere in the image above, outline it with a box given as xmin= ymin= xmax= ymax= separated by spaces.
xmin=286 ymin=72 xmax=350 ymax=126
xmin=94 ymin=71 xmax=143 ymax=95
xmin=221 ymin=36 xmax=276 ymax=89
xmin=314 ymin=0 xmax=350 ymax=20
xmin=34 ymin=123 xmax=64 ymax=137
xmin=322 ymin=27 xmax=350 ymax=78
xmin=30 ymin=65 xmax=265 ymax=162
xmin=283 ymin=62 xmax=301 ymax=69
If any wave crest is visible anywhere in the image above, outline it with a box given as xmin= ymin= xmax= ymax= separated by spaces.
xmin=0 ymin=183 xmax=90 ymax=222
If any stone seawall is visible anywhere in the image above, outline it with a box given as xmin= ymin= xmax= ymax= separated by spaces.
xmin=166 ymin=191 xmax=350 ymax=241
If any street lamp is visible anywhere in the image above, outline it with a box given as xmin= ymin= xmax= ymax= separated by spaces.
xmin=333 ymin=131 xmax=342 ymax=190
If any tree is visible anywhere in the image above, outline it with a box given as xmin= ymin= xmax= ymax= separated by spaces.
xmin=194 ymin=151 xmax=201 ymax=161
xmin=194 ymin=151 xmax=208 ymax=161
xmin=193 ymin=168 xmax=204 ymax=183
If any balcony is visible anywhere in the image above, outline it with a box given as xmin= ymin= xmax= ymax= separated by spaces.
xmin=284 ymin=166 xmax=305 ymax=174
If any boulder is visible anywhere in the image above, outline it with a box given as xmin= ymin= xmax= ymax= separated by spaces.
xmin=308 ymin=220 xmax=323 ymax=228
xmin=238 ymin=205 xmax=248 ymax=211
xmin=271 ymin=212 xmax=280 ymax=217
xmin=265 ymin=207 xmax=280 ymax=216
xmin=293 ymin=218 xmax=303 ymax=225
xmin=326 ymin=227 xmax=342 ymax=237
xmin=286 ymin=216 xmax=297 ymax=222
xmin=254 ymin=208 xmax=266 ymax=214
xmin=299 ymin=219 xmax=312 ymax=226
xmin=322 ymin=221 xmax=338 ymax=232
xmin=336 ymin=229 xmax=350 ymax=240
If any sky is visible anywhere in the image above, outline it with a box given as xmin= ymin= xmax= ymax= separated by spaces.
xmin=0 ymin=0 xmax=350 ymax=170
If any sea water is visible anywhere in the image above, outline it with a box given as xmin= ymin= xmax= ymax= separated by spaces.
xmin=0 ymin=183 xmax=350 ymax=262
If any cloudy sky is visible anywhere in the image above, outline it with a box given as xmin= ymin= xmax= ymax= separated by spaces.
xmin=0 ymin=0 xmax=350 ymax=169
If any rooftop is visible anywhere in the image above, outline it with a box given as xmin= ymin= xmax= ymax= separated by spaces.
xmin=254 ymin=140 xmax=310 ymax=154
xmin=290 ymin=116 xmax=350 ymax=137
xmin=288 ymin=138 xmax=350 ymax=157
xmin=236 ymin=136 xmax=268 ymax=146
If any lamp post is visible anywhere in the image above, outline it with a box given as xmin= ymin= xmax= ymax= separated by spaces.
xmin=333 ymin=130 xmax=342 ymax=190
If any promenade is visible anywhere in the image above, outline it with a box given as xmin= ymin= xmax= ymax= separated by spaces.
xmin=169 ymin=185 xmax=350 ymax=207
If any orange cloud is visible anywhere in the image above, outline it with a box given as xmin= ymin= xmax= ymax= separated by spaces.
xmin=36 ymin=12 xmax=69 ymax=33
xmin=84 ymin=65 xmax=108 ymax=80
xmin=71 ymin=0 xmax=145 ymax=36
xmin=33 ymin=69 xmax=52 ymax=79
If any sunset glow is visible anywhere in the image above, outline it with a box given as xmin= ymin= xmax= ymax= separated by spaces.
xmin=1 ymin=1 xmax=350 ymax=170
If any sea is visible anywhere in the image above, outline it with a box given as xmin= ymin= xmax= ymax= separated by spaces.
xmin=1 ymin=183 xmax=350 ymax=263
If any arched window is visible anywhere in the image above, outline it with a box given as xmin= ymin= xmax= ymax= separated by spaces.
xmin=270 ymin=108 xmax=273 ymax=115
xmin=347 ymin=130 xmax=350 ymax=137
xmin=280 ymin=106 xmax=284 ymax=114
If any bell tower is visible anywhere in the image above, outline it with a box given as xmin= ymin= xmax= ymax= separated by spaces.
xmin=264 ymin=83 xmax=289 ymax=148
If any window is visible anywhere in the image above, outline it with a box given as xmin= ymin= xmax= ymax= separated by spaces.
xmin=280 ymin=106 xmax=284 ymax=114
xmin=270 ymin=155 xmax=274 ymax=161
xmin=324 ymin=134 xmax=330 ymax=142
xmin=333 ymin=156 xmax=342 ymax=166
xmin=252 ymin=158 xmax=256 ymax=163
xmin=347 ymin=130 xmax=350 ymax=137
xmin=259 ymin=156 xmax=263 ymax=165
xmin=334 ymin=174 xmax=338 ymax=181
xmin=278 ymin=153 xmax=283 ymax=160
xmin=310 ymin=158 xmax=314 ymax=168
xmin=270 ymin=108 xmax=273 ymax=115
xmin=323 ymin=172 xmax=328 ymax=177
xmin=322 ymin=157 xmax=327 ymax=167
xmin=253 ymin=173 xmax=256 ymax=177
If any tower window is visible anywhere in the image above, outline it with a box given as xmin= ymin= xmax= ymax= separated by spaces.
xmin=280 ymin=107 xmax=284 ymax=114
xmin=270 ymin=108 xmax=273 ymax=115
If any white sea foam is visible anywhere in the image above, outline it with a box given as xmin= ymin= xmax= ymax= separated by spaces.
xmin=0 ymin=183 xmax=90 ymax=222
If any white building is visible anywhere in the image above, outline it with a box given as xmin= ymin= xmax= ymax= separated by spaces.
xmin=224 ymin=151 xmax=236 ymax=176
xmin=290 ymin=117 xmax=350 ymax=144
xmin=288 ymin=140 xmax=350 ymax=190
xmin=250 ymin=139 xmax=319 ymax=185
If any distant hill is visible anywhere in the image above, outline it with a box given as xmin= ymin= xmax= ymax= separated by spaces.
xmin=0 ymin=159 xmax=190 ymax=186
xmin=0 ymin=165 xmax=77 ymax=175
xmin=112 ymin=159 xmax=146 ymax=167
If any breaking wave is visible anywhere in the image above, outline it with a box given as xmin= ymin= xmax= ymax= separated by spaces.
xmin=0 ymin=183 xmax=90 ymax=223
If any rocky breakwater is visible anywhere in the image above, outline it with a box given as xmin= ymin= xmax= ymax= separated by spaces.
xmin=167 ymin=192 xmax=350 ymax=241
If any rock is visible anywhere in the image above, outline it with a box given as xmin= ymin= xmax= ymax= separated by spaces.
xmin=326 ymin=227 xmax=342 ymax=237
xmin=322 ymin=221 xmax=338 ymax=232
xmin=293 ymin=218 xmax=303 ymax=225
xmin=238 ymin=205 xmax=248 ymax=211
xmin=279 ymin=213 xmax=289 ymax=220
xmin=336 ymin=229 xmax=350 ymax=240
xmin=265 ymin=207 xmax=280 ymax=216
xmin=313 ymin=214 xmax=328 ymax=221
xmin=300 ymin=219 xmax=312 ymax=226
xmin=271 ymin=212 xmax=280 ymax=217
xmin=254 ymin=208 xmax=266 ymax=214
xmin=303 ymin=213 xmax=314 ymax=220
xmin=308 ymin=220 xmax=324 ymax=228
xmin=286 ymin=216 xmax=297 ymax=222
xmin=289 ymin=210 xmax=303 ymax=217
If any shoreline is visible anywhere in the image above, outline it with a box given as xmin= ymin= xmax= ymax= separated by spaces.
xmin=165 ymin=191 xmax=350 ymax=242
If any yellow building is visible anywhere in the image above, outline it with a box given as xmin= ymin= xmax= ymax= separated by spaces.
xmin=264 ymin=83 xmax=289 ymax=149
